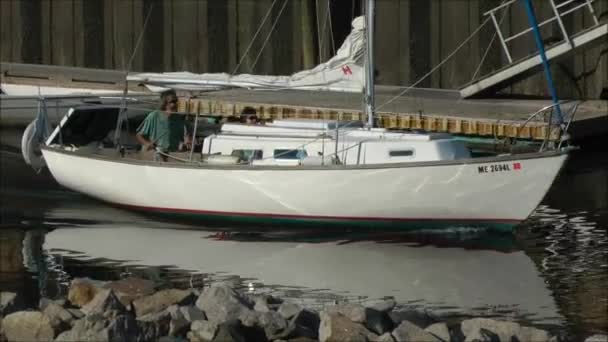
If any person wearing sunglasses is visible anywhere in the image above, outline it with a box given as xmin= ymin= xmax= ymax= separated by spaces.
xmin=136 ymin=89 xmax=192 ymax=161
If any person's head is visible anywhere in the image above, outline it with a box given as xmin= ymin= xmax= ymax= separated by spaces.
xmin=160 ymin=89 xmax=178 ymax=113
xmin=240 ymin=107 xmax=258 ymax=124
xmin=245 ymin=115 xmax=259 ymax=125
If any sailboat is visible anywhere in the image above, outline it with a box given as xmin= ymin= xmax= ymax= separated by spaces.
xmin=31 ymin=0 xmax=574 ymax=232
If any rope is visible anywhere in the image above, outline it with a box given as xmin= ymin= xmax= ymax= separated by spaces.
xmin=250 ymin=0 xmax=290 ymax=71
xmin=231 ymin=0 xmax=279 ymax=74
xmin=471 ymin=5 xmax=508 ymax=81
xmin=319 ymin=0 xmax=331 ymax=61
xmin=376 ymin=15 xmax=492 ymax=111
xmin=316 ymin=0 xmax=322 ymax=64
xmin=327 ymin=0 xmax=336 ymax=56
xmin=114 ymin=5 xmax=154 ymax=145
xmin=154 ymin=149 xmax=196 ymax=163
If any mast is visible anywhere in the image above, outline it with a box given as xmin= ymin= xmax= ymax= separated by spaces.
xmin=521 ymin=0 xmax=564 ymax=123
xmin=364 ymin=0 xmax=375 ymax=128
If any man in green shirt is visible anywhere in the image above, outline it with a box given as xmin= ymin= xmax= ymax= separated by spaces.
xmin=136 ymin=90 xmax=191 ymax=160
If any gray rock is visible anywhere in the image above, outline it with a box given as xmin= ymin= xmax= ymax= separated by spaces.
xmin=0 ymin=292 xmax=23 ymax=316
xmin=80 ymin=289 xmax=127 ymax=318
xmin=254 ymin=297 xmax=271 ymax=313
xmin=158 ymin=336 xmax=188 ymax=342
xmin=104 ymin=277 xmax=156 ymax=306
xmin=168 ymin=309 xmax=189 ymax=337
xmin=287 ymin=308 xmax=321 ymax=340
xmin=425 ymin=322 xmax=450 ymax=342
xmin=239 ymin=309 xmax=260 ymax=327
xmin=2 ymin=311 xmax=55 ymax=342
xmin=277 ymin=302 xmax=303 ymax=320
xmin=57 ymin=313 xmax=167 ymax=342
xmin=39 ymin=297 xmax=67 ymax=311
xmin=167 ymin=305 xmax=206 ymax=324
xmin=55 ymin=315 xmax=113 ymax=342
xmin=138 ymin=317 xmax=170 ymax=341
xmin=549 ymin=332 xmax=571 ymax=342
xmin=364 ymin=308 xmax=394 ymax=335
xmin=326 ymin=303 xmax=367 ymax=323
xmin=518 ymin=326 xmax=550 ymax=342
xmin=213 ymin=319 xmax=267 ymax=342
xmin=585 ymin=335 xmax=608 ymax=342
xmin=460 ymin=318 xmax=549 ymax=342
xmin=392 ymin=320 xmax=442 ymax=342
xmin=464 ymin=328 xmax=495 ymax=342
xmin=195 ymin=284 xmax=253 ymax=325
xmin=107 ymin=315 xmax=140 ymax=341
xmin=43 ymin=302 xmax=78 ymax=333
xmin=190 ymin=320 xmax=218 ymax=341
xmin=389 ymin=309 xmax=438 ymax=329
xmin=133 ymin=289 xmax=196 ymax=317
xmin=364 ymin=299 xmax=397 ymax=313
xmin=138 ymin=310 xmax=172 ymax=323
xmin=67 ymin=308 xmax=85 ymax=320
xmin=258 ymin=310 xmax=288 ymax=340
xmin=374 ymin=332 xmax=396 ymax=342
xmin=180 ymin=305 xmax=206 ymax=322
xmin=319 ymin=311 xmax=377 ymax=342
xmin=136 ymin=310 xmax=172 ymax=338
xmin=248 ymin=294 xmax=282 ymax=313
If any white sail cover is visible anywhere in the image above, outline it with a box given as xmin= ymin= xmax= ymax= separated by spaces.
xmin=127 ymin=17 xmax=365 ymax=93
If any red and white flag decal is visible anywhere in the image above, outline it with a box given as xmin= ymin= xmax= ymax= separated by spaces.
xmin=341 ymin=65 xmax=353 ymax=75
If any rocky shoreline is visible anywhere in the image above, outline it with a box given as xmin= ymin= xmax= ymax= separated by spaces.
xmin=1 ymin=278 xmax=606 ymax=342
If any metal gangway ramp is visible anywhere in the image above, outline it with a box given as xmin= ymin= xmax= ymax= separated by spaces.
xmin=460 ymin=0 xmax=607 ymax=98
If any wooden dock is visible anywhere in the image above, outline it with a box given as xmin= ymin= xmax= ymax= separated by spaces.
xmin=2 ymin=62 xmax=606 ymax=141
xmin=176 ymin=87 xmax=607 ymax=141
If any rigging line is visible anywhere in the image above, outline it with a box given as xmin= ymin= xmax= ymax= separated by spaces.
xmin=376 ymin=15 xmax=492 ymax=112
xmin=231 ymin=0 xmax=279 ymax=75
xmin=327 ymin=0 xmax=336 ymax=56
xmin=319 ymin=0 xmax=330 ymax=61
xmin=316 ymin=0 xmax=322 ymax=64
xmin=471 ymin=3 xmax=509 ymax=82
xmin=251 ymin=0 xmax=290 ymax=71
xmin=114 ymin=4 xmax=155 ymax=145
xmin=127 ymin=4 xmax=153 ymax=73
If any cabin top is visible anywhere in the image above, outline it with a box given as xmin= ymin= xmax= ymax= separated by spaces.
xmin=221 ymin=120 xmax=453 ymax=141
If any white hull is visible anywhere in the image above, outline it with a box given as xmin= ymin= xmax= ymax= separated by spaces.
xmin=41 ymin=147 xmax=569 ymax=230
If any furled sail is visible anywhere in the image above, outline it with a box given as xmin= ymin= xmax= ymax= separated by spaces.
xmin=127 ymin=17 xmax=365 ymax=93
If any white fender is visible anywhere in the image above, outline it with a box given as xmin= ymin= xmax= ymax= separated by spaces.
xmin=21 ymin=119 xmax=47 ymax=169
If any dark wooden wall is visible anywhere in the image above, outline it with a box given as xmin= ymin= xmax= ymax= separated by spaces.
xmin=1 ymin=0 xmax=607 ymax=99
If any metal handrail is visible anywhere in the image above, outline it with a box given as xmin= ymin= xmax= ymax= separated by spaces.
xmin=485 ymin=0 xmax=599 ymax=64
xmin=503 ymin=101 xmax=578 ymax=152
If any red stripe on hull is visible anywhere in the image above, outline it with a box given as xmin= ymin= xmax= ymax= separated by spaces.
xmin=118 ymin=203 xmax=521 ymax=224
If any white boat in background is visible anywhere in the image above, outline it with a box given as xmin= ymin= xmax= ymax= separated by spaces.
xmin=0 ymin=83 xmax=128 ymax=97
xmin=27 ymin=0 xmax=576 ymax=232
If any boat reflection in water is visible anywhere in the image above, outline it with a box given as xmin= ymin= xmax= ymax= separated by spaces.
xmin=36 ymin=201 xmax=562 ymax=328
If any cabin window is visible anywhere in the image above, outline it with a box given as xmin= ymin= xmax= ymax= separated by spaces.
xmin=389 ymin=149 xmax=414 ymax=157
xmin=231 ymin=149 xmax=263 ymax=161
xmin=274 ymin=149 xmax=308 ymax=160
